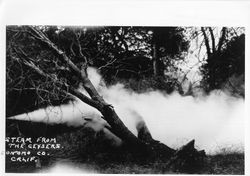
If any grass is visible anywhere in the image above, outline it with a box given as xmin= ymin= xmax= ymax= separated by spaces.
xmin=204 ymin=152 xmax=244 ymax=174
xmin=6 ymin=127 xmax=244 ymax=174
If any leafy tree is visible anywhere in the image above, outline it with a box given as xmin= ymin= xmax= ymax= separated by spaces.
xmin=150 ymin=27 xmax=189 ymax=76
xmin=199 ymin=27 xmax=245 ymax=95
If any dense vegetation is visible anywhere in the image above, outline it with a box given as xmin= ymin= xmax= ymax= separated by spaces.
xmin=6 ymin=26 xmax=245 ymax=174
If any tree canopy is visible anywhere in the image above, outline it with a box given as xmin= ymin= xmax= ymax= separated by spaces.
xmin=6 ymin=26 xmax=245 ymax=118
xmin=198 ymin=27 xmax=245 ymax=95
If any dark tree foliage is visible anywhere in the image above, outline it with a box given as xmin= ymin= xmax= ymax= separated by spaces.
xmin=6 ymin=26 xmax=189 ymax=116
xmin=221 ymin=34 xmax=245 ymax=75
xmin=201 ymin=33 xmax=245 ymax=93
xmin=151 ymin=27 xmax=189 ymax=57
xmin=150 ymin=27 xmax=189 ymax=76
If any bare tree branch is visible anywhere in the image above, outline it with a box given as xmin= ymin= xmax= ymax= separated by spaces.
xmin=208 ymin=27 xmax=216 ymax=53
xmin=74 ymin=31 xmax=88 ymax=65
xmin=28 ymin=26 xmax=108 ymax=106
xmin=201 ymin=27 xmax=211 ymax=57
xmin=12 ymin=50 xmax=102 ymax=110
xmin=98 ymin=58 xmax=117 ymax=70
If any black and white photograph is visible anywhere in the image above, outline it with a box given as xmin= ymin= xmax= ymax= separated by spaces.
xmin=1 ymin=0 xmax=250 ymax=175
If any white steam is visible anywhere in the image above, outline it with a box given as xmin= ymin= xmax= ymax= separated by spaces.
xmin=38 ymin=161 xmax=97 ymax=173
xmin=9 ymin=67 xmax=245 ymax=154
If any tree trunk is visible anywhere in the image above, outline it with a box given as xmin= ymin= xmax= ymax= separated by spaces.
xmin=136 ymin=119 xmax=175 ymax=160
xmin=152 ymin=43 xmax=164 ymax=76
xmin=168 ymin=140 xmax=206 ymax=173
xmin=136 ymin=118 xmax=206 ymax=172
xmin=100 ymin=105 xmax=150 ymax=153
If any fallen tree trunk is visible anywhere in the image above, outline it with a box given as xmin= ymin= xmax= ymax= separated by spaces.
xmin=136 ymin=118 xmax=206 ymax=173
xmin=136 ymin=118 xmax=175 ymax=159
xmin=168 ymin=140 xmax=206 ymax=173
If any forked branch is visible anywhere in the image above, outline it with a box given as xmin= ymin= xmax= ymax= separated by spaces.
xmin=28 ymin=26 xmax=108 ymax=106
xmin=13 ymin=49 xmax=101 ymax=110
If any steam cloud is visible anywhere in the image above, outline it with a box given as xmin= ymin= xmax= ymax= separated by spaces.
xmin=38 ymin=162 xmax=97 ymax=173
xmin=9 ymin=67 xmax=245 ymax=154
